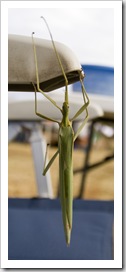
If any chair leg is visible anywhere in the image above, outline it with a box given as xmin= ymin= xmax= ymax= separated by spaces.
xmin=30 ymin=124 xmax=53 ymax=198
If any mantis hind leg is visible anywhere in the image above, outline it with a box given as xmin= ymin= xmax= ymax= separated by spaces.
xmin=43 ymin=145 xmax=59 ymax=175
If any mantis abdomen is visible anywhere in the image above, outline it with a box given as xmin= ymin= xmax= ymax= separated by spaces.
xmin=58 ymin=125 xmax=74 ymax=245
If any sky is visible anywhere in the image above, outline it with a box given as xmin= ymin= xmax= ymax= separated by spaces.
xmin=8 ymin=8 xmax=114 ymax=67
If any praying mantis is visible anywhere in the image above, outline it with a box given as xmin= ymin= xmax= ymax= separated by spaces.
xmin=32 ymin=17 xmax=90 ymax=246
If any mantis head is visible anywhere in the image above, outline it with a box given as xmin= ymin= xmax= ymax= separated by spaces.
xmin=62 ymin=102 xmax=69 ymax=116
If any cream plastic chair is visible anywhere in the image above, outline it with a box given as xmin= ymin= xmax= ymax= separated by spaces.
xmin=8 ymin=34 xmax=103 ymax=198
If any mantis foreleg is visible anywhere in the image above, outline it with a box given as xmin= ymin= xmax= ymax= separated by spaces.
xmin=71 ymin=76 xmax=89 ymax=123
xmin=73 ymin=114 xmax=89 ymax=142
xmin=70 ymin=76 xmax=90 ymax=141
xmin=32 ymin=82 xmax=60 ymax=124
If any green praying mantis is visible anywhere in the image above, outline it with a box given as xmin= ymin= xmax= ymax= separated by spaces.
xmin=32 ymin=17 xmax=90 ymax=246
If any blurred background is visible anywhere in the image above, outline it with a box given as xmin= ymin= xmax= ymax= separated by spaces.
xmin=8 ymin=8 xmax=114 ymax=200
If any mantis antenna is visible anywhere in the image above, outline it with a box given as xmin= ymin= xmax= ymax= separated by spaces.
xmin=41 ymin=16 xmax=69 ymax=103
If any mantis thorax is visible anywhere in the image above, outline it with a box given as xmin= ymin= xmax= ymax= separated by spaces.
xmin=61 ymin=102 xmax=70 ymax=127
